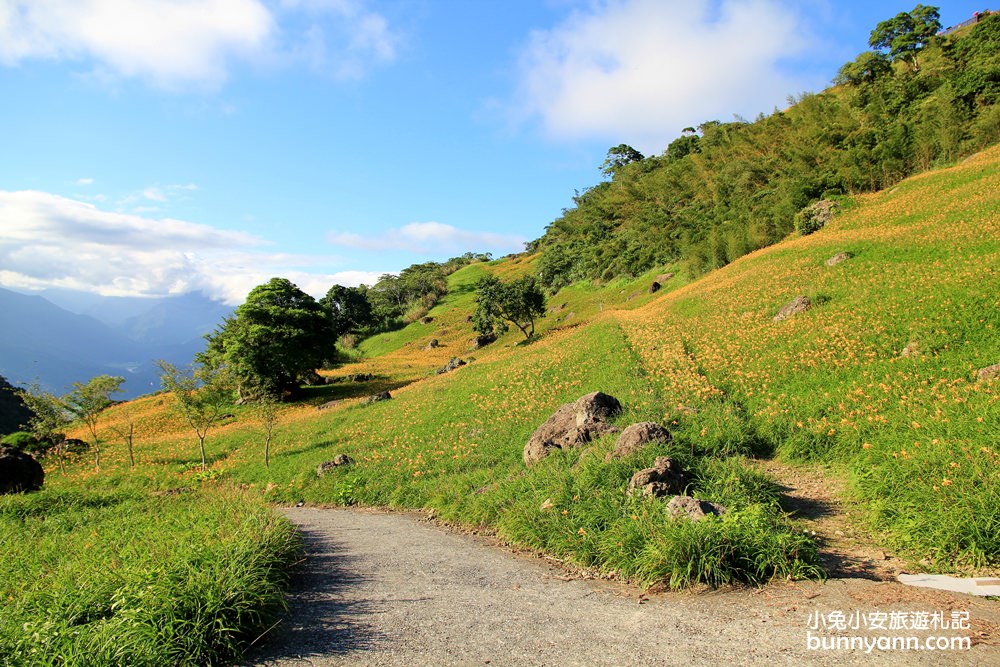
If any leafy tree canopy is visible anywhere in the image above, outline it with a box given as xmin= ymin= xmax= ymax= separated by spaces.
xmin=869 ymin=4 xmax=942 ymax=69
xmin=205 ymin=277 xmax=334 ymax=397
xmin=601 ymin=144 xmax=645 ymax=177
xmin=472 ymin=275 xmax=547 ymax=340
xmin=320 ymin=284 xmax=373 ymax=338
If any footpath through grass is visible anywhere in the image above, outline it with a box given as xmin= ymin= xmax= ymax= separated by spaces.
xmin=5 ymin=146 xmax=998 ymax=665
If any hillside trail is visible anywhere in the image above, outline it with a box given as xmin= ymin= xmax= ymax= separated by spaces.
xmin=752 ymin=460 xmax=905 ymax=581
xmin=246 ymin=507 xmax=1000 ymax=667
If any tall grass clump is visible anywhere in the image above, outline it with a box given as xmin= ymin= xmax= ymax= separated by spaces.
xmin=0 ymin=486 xmax=301 ymax=667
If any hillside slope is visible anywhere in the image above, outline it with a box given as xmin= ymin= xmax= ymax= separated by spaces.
xmin=60 ymin=145 xmax=1000 ymax=578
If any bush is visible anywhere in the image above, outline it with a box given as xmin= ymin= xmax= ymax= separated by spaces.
xmin=0 ymin=431 xmax=46 ymax=453
xmin=338 ymin=333 xmax=359 ymax=349
xmin=794 ymin=199 xmax=839 ymax=235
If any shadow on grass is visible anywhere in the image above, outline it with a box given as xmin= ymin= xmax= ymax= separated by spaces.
xmin=244 ymin=526 xmax=385 ymax=663
xmin=299 ymin=379 xmax=418 ymax=405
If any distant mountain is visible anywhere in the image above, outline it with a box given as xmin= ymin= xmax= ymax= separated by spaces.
xmin=119 ymin=293 xmax=232 ymax=346
xmin=0 ymin=288 xmax=232 ymax=399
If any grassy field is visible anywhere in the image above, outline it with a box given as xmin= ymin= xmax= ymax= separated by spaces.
xmin=3 ymin=146 xmax=998 ymax=664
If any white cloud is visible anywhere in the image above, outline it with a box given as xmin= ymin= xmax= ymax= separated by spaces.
xmin=0 ymin=0 xmax=273 ymax=89
xmin=75 ymin=177 xmax=94 ymax=185
xmin=278 ymin=0 xmax=400 ymax=80
xmin=0 ymin=190 xmax=376 ymax=304
xmin=0 ymin=0 xmax=399 ymax=90
xmin=328 ymin=221 xmax=526 ymax=254
xmin=511 ymin=0 xmax=820 ymax=153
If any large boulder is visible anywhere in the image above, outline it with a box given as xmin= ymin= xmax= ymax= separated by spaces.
xmin=666 ymin=495 xmax=727 ymax=522
xmin=361 ymin=391 xmax=391 ymax=405
xmin=773 ymin=295 xmax=812 ymax=322
xmin=523 ymin=392 xmax=622 ymax=465
xmin=316 ymin=454 xmax=354 ymax=477
xmin=436 ymin=357 xmax=466 ymax=374
xmin=977 ymin=363 xmax=1000 ymax=382
xmin=626 ymin=456 xmax=688 ymax=498
xmin=470 ymin=334 xmax=496 ymax=350
xmin=0 ymin=446 xmax=44 ymax=494
xmin=825 ymin=252 xmax=853 ymax=267
xmin=606 ymin=422 xmax=671 ymax=461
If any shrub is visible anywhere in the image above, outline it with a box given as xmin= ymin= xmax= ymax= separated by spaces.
xmin=1 ymin=431 xmax=46 ymax=453
xmin=793 ymin=199 xmax=839 ymax=235
xmin=338 ymin=333 xmax=359 ymax=349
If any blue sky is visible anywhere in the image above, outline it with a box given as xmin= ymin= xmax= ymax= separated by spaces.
xmin=0 ymin=0 xmax=986 ymax=304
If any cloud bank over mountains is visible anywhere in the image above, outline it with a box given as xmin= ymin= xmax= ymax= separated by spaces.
xmin=0 ymin=190 xmax=379 ymax=304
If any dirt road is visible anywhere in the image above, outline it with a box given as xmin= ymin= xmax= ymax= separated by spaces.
xmin=247 ymin=507 xmax=999 ymax=666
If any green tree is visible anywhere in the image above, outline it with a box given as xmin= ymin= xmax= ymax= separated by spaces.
xmin=158 ymin=361 xmax=232 ymax=471
xmin=250 ymin=391 xmax=281 ymax=469
xmin=601 ymin=144 xmax=645 ymax=177
xmin=834 ymin=51 xmax=893 ymax=85
xmin=15 ymin=383 xmax=69 ymax=469
xmin=206 ymin=278 xmax=335 ymax=398
xmin=869 ymin=4 xmax=942 ymax=70
xmin=472 ymin=275 xmax=547 ymax=340
xmin=320 ymin=284 xmax=373 ymax=338
xmin=62 ymin=375 xmax=124 ymax=470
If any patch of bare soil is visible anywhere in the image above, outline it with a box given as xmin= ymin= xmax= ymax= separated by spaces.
xmin=754 ymin=459 xmax=907 ymax=580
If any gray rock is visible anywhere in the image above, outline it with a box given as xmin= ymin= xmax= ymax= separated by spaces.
xmin=655 ymin=273 xmax=675 ymax=284
xmin=626 ymin=456 xmax=688 ymax=498
xmin=316 ymin=400 xmax=342 ymax=411
xmin=316 ymin=454 xmax=354 ymax=477
xmin=470 ymin=334 xmax=496 ymax=350
xmin=606 ymin=422 xmax=671 ymax=461
xmin=523 ymin=392 xmax=622 ymax=465
xmin=900 ymin=342 xmax=920 ymax=358
xmin=666 ymin=495 xmax=727 ymax=522
xmin=977 ymin=363 xmax=1000 ymax=381
xmin=361 ymin=391 xmax=391 ymax=405
xmin=436 ymin=357 xmax=466 ymax=374
xmin=424 ymin=339 xmax=439 ymax=350
xmin=648 ymin=281 xmax=661 ymax=294
xmin=825 ymin=252 xmax=853 ymax=267
xmin=773 ymin=295 xmax=812 ymax=322
xmin=0 ymin=446 xmax=44 ymax=494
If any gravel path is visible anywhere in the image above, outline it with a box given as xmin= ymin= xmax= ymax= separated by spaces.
xmin=246 ymin=507 xmax=999 ymax=667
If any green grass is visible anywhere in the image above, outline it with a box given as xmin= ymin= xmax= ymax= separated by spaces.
xmin=0 ymin=486 xmax=300 ymax=667
xmin=5 ymin=144 xmax=999 ymax=665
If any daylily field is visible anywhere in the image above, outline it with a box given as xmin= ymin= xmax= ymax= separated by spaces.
xmin=2 ymin=145 xmax=998 ymax=665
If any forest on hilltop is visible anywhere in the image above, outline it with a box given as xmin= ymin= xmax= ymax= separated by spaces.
xmin=531 ymin=8 xmax=1000 ymax=289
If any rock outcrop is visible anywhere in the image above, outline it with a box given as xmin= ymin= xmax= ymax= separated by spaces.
xmin=436 ymin=357 xmax=466 ymax=374
xmin=523 ymin=392 xmax=622 ymax=465
xmin=626 ymin=456 xmax=688 ymax=498
xmin=316 ymin=454 xmax=354 ymax=477
xmin=470 ymin=334 xmax=496 ymax=350
xmin=666 ymin=495 xmax=727 ymax=522
xmin=977 ymin=363 xmax=1000 ymax=381
xmin=825 ymin=252 xmax=853 ymax=267
xmin=605 ymin=422 xmax=671 ymax=461
xmin=773 ymin=295 xmax=812 ymax=322
xmin=361 ymin=391 xmax=391 ymax=405
xmin=0 ymin=446 xmax=44 ymax=494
